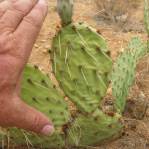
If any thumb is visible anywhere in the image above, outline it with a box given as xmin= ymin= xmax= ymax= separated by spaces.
xmin=9 ymin=99 xmax=55 ymax=136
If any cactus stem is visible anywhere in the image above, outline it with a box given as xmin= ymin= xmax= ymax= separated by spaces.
xmin=57 ymin=0 xmax=73 ymax=26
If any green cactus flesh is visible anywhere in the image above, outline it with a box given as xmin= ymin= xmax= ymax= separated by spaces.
xmin=51 ymin=22 xmax=112 ymax=113
xmin=7 ymin=129 xmax=65 ymax=149
xmin=0 ymin=65 xmax=70 ymax=148
xmin=67 ymin=110 xmax=122 ymax=147
xmin=111 ymin=37 xmax=147 ymax=113
xmin=57 ymin=0 xmax=73 ymax=26
xmin=0 ymin=112 xmax=122 ymax=149
xmin=0 ymin=0 xmax=149 ymax=147
xmin=21 ymin=65 xmax=70 ymax=127
xmin=0 ymin=64 xmax=123 ymax=148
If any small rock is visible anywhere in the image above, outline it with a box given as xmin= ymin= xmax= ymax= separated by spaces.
xmin=42 ymin=49 xmax=49 ymax=54
xmin=44 ymin=45 xmax=51 ymax=50
xmin=34 ymin=44 xmax=39 ymax=48
xmin=41 ymin=39 xmax=46 ymax=43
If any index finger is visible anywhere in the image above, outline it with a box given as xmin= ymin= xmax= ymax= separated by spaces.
xmin=0 ymin=0 xmax=11 ymax=18
xmin=0 ymin=0 xmax=38 ymax=32
xmin=13 ymin=0 xmax=48 ymax=62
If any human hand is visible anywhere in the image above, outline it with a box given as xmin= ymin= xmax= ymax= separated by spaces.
xmin=0 ymin=0 xmax=54 ymax=135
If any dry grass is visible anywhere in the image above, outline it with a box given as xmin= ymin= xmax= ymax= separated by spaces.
xmin=94 ymin=0 xmax=142 ymax=26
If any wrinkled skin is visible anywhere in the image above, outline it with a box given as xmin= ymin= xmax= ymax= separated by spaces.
xmin=0 ymin=0 xmax=54 ymax=135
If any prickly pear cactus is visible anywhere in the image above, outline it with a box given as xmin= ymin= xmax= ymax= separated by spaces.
xmin=0 ymin=65 xmax=122 ymax=148
xmin=67 ymin=109 xmax=122 ymax=147
xmin=0 ymin=65 xmax=70 ymax=148
xmin=21 ymin=66 xmax=70 ymax=127
xmin=57 ymin=0 xmax=73 ymax=26
xmin=111 ymin=37 xmax=147 ymax=113
xmin=0 ymin=0 xmax=149 ymax=148
xmin=51 ymin=22 xmax=112 ymax=113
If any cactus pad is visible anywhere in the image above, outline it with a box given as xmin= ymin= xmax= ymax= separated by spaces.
xmin=1 ymin=0 xmax=149 ymax=148
xmin=21 ymin=65 xmax=70 ymax=127
xmin=0 ymin=65 xmax=70 ymax=148
xmin=57 ymin=0 xmax=73 ymax=26
xmin=111 ymin=37 xmax=147 ymax=113
xmin=51 ymin=22 xmax=112 ymax=113
xmin=67 ymin=110 xmax=122 ymax=147
xmin=0 ymin=63 xmax=122 ymax=148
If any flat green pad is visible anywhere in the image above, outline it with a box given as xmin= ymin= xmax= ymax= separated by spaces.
xmin=0 ymin=65 xmax=71 ymax=149
xmin=21 ymin=65 xmax=70 ymax=127
xmin=8 ymin=129 xmax=65 ymax=149
xmin=111 ymin=37 xmax=147 ymax=113
xmin=51 ymin=22 xmax=112 ymax=113
xmin=57 ymin=0 xmax=73 ymax=26
xmin=67 ymin=110 xmax=122 ymax=147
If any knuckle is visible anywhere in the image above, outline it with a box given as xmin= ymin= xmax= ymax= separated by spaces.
xmin=31 ymin=112 xmax=48 ymax=133
xmin=10 ymin=2 xmax=27 ymax=16
xmin=23 ymin=16 xmax=41 ymax=29
xmin=0 ymin=63 xmax=17 ymax=88
xmin=22 ymin=0 xmax=48 ymax=29
xmin=11 ymin=0 xmax=32 ymax=16
xmin=0 ymin=35 xmax=13 ymax=54
xmin=0 ymin=20 xmax=14 ymax=33
xmin=12 ymin=7 xmax=26 ymax=16
xmin=32 ymin=115 xmax=43 ymax=132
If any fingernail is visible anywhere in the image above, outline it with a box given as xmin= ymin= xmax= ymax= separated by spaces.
xmin=41 ymin=125 xmax=55 ymax=136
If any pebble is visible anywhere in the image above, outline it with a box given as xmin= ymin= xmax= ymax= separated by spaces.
xmin=42 ymin=49 xmax=49 ymax=54
xmin=45 ymin=45 xmax=51 ymax=50
xmin=34 ymin=44 xmax=39 ymax=48
xmin=41 ymin=39 xmax=46 ymax=43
